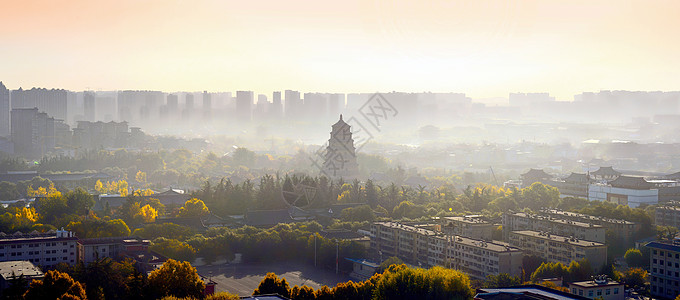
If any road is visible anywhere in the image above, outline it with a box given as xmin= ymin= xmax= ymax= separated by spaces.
xmin=195 ymin=261 xmax=349 ymax=297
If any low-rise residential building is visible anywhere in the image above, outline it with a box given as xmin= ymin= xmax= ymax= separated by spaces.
xmin=441 ymin=215 xmax=494 ymax=240
xmin=568 ymin=276 xmax=624 ymax=300
xmin=508 ymin=230 xmax=607 ymax=269
xmin=345 ymin=258 xmax=379 ymax=281
xmin=0 ymin=230 xmax=78 ymax=268
xmin=0 ymin=260 xmax=43 ymax=291
xmin=503 ymin=212 xmax=605 ymax=243
xmin=371 ymin=222 xmax=523 ymax=280
xmin=78 ymin=237 xmax=150 ymax=264
xmin=540 ymin=209 xmax=638 ymax=241
xmin=477 ymin=285 xmax=591 ymax=300
xmin=443 ymin=235 xmax=523 ymax=280
xmin=655 ymin=203 xmax=680 ymax=229
xmin=646 ymin=239 xmax=680 ymax=299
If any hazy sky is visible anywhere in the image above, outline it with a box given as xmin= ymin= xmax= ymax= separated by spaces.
xmin=1 ymin=0 xmax=678 ymax=100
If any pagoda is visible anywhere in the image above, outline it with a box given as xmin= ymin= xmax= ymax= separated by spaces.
xmin=322 ymin=115 xmax=359 ymax=178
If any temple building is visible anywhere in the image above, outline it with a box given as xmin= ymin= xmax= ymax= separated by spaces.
xmin=322 ymin=115 xmax=359 ymax=179
xmin=520 ymin=169 xmax=553 ymax=187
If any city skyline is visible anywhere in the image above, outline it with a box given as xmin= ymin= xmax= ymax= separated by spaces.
xmin=1 ymin=0 xmax=679 ymax=100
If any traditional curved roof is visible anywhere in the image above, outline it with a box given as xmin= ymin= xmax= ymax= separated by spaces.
xmin=609 ymin=175 xmax=654 ymax=190
xmin=591 ymin=166 xmax=621 ymax=177
xmin=564 ymin=172 xmax=588 ymax=183
xmin=664 ymin=171 xmax=680 ymax=180
xmin=521 ymin=169 xmax=552 ymax=179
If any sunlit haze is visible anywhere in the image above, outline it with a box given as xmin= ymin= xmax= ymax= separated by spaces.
xmin=2 ymin=0 xmax=679 ymax=99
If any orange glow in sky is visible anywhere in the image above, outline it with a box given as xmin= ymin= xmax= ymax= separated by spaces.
xmin=1 ymin=0 xmax=679 ymax=100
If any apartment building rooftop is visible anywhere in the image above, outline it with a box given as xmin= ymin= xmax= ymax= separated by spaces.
xmin=541 ymin=209 xmax=636 ymax=225
xmin=0 ymin=230 xmax=78 ymax=244
xmin=510 ymin=212 xmax=603 ymax=229
xmin=657 ymin=205 xmax=680 ymax=211
xmin=0 ymin=260 xmax=43 ymax=279
xmin=438 ymin=234 xmax=522 ymax=253
xmin=512 ymin=230 xmax=605 ymax=247
xmin=374 ymin=222 xmax=437 ymax=236
xmin=443 ymin=215 xmax=491 ymax=224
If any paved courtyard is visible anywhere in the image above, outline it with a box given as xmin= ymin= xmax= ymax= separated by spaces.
xmin=195 ymin=261 xmax=349 ymax=297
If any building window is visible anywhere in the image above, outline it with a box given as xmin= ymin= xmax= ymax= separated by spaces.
xmin=614 ymin=288 xmax=619 ymax=294
xmin=606 ymin=289 xmax=610 ymax=295
xmin=588 ymin=291 xmax=593 ymax=297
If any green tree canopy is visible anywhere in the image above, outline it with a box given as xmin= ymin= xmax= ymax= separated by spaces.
xmin=624 ymin=248 xmax=645 ymax=268
xmin=484 ymin=273 xmax=522 ymax=289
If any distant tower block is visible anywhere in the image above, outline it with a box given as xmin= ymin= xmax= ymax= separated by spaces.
xmin=322 ymin=114 xmax=359 ymax=179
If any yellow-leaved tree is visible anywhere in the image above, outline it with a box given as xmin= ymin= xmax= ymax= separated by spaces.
xmin=27 ymin=183 xmax=61 ymax=198
xmin=135 ymin=171 xmax=147 ymax=185
xmin=139 ymin=204 xmax=158 ymax=223
xmin=94 ymin=180 xmax=105 ymax=193
xmin=177 ymin=198 xmax=210 ymax=218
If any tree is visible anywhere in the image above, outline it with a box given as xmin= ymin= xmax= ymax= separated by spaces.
xmin=373 ymin=265 xmax=474 ymax=300
xmin=538 ymin=281 xmax=569 ymax=293
xmin=135 ymin=171 xmax=147 ymax=185
xmin=290 ymin=285 xmax=316 ymax=300
xmin=132 ymin=223 xmax=194 ymax=240
xmin=94 ymin=180 xmax=105 ymax=194
xmin=0 ymin=181 xmax=21 ymax=201
xmin=340 ymin=205 xmax=376 ymax=222
xmin=177 ymin=198 xmax=210 ymax=218
xmin=23 ymin=270 xmax=87 ymax=300
xmin=253 ymin=272 xmax=291 ymax=298
xmin=148 ymin=259 xmax=205 ymax=299
xmin=531 ymin=262 xmax=568 ymax=282
xmin=391 ymin=201 xmax=427 ymax=219
xmin=66 ymin=218 xmax=131 ymax=239
xmin=150 ymin=238 xmax=196 ymax=262
xmin=139 ymin=204 xmax=158 ymax=223
xmin=621 ymin=268 xmax=647 ymax=290
xmin=65 ymin=188 xmax=95 ymax=215
xmin=520 ymin=182 xmax=559 ymax=210
xmin=624 ymin=248 xmax=645 ymax=268
xmin=232 ymin=147 xmax=256 ymax=167
xmin=378 ymin=256 xmax=404 ymax=272
xmin=484 ymin=273 xmax=522 ymax=288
